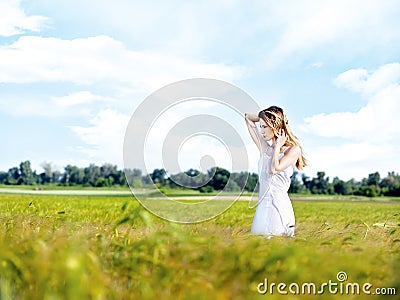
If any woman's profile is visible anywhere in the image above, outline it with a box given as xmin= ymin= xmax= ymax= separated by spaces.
xmin=245 ymin=106 xmax=306 ymax=237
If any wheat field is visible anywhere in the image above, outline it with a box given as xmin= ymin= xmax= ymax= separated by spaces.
xmin=0 ymin=193 xmax=399 ymax=299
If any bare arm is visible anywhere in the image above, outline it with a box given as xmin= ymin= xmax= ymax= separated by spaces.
xmin=270 ymin=129 xmax=301 ymax=174
xmin=245 ymin=112 xmax=261 ymax=153
xmin=270 ymin=145 xmax=300 ymax=174
xmin=245 ymin=112 xmax=260 ymax=122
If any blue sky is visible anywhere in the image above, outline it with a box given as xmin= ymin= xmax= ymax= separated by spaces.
xmin=1 ymin=0 xmax=399 ymax=180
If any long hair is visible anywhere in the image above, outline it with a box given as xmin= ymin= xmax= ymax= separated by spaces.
xmin=258 ymin=105 xmax=307 ymax=170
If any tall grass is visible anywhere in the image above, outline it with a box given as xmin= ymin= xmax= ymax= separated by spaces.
xmin=0 ymin=194 xmax=399 ymax=299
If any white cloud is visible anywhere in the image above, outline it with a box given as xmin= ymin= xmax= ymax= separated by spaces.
xmin=304 ymin=142 xmax=398 ymax=180
xmin=34 ymin=0 xmax=257 ymax=59
xmin=69 ymin=109 xmax=130 ymax=165
xmin=142 ymin=99 xmax=251 ymax=174
xmin=0 ymin=35 xmax=243 ymax=92
xmin=309 ymin=61 xmax=324 ymax=69
xmin=52 ymin=1 xmax=400 ymax=66
xmin=304 ymin=63 xmax=400 ymax=141
xmin=266 ymin=0 xmax=400 ymax=64
xmin=0 ymin=0 xmax=49 ymax=36
xmin=2 ymin=0 xmax=400 ymax=178
xmin=0 ymin=91 xmax=111 ymax=118
xmin=0 ymin=97 xmax=72 ymax=118
xmin=0 ymin=32 xmax=243 ymax=169
xmin=333 ymin=68 xmax=369 ymax=94
xmin=334 ymin=63 xmax=400 ymax=96
xmin=52 ymin=91 xmax=114 ymax=107
xmin=301 ymin=63 xmax=400 ymax=179
xmin=172 ymin=135 xmax=232 ymax=173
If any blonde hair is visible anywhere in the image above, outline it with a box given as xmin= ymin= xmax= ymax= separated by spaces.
xmin=258 ymin=106 xmax=307 ymax=170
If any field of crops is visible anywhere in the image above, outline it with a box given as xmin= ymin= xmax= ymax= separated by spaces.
xmin=0 ymin=192 xmax=399 ymax=299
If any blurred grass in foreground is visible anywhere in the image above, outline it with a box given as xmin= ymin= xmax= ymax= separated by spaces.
xmin=0 ymin=194 xmax=399 ymax=299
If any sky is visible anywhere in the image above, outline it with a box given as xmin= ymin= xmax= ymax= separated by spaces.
xmin=0 ymin=0 xmax=399 ymax=181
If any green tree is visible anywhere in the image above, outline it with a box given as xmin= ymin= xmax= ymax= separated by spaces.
xmin=185 ymin=168 xmax=200 ymax=177
xmin=230 ymin=172 xmax=250 ymax=190
xmin=100 ymin=163 xmax=121 ymax=185
xmin=208 ymin=167 xmax=230 ymax=190
xmin=6 ymin=167 xmax=20 ymax=184
xmin=244 ymin=173 xmax=258 ymax=192
xmin=62 ymin=165 xmax=84 ymax=185
xmin=95 ymin=177 xmax=110 ymax=187
xmin=289 ymin=171 xmax=306 ymax=193
xmin=40 ymin=161 xmax=60 ymax=184
xmin=0 ymin=171 xmax=6 ymax=184
xmin=19 ymin=160 xmax=35 ymax=185
xmin=363 ymin=185 xmax=379 ymax=197
xmin=308 ymin=172 xmax=332 ymax=194
xmin=125 ymin=168 xmax=143 ymax=187
xmin=150 ymin=169 xmax=166 ymax=184
xmin=381 ymin=172 xmax=400 ymax=196
xmin=168 ymin=169 xmax=210 ymax=189
xmin=199 ymin=185 xmax=214 ymax=193
xmin=367 ymin=172 xmax=380 ymax=187
xmin=83 ymin=164 xmax=101 ymax=186
xmin=224 ymin=179 xmax=240 ymax=192
xmin=332 ymin=177 xmax=353 ymax=195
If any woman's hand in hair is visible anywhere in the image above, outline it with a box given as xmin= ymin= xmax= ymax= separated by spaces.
xmin=275 ymin=129 xmax=287 ymax=149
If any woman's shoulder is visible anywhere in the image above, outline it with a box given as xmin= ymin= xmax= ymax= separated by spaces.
xmin=282 ymin=145 xmax=301 ymax=156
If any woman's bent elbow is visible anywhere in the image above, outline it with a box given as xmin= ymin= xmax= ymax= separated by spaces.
xmin=269 ymin=169 xmax=278 ymax=175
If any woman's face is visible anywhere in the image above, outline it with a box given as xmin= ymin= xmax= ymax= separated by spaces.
xmin=260 ymin=118 xmax=275 ymax=141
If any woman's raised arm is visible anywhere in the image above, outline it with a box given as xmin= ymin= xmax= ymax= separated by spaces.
xmin=245 ymin=112 xmax=262 ymax=153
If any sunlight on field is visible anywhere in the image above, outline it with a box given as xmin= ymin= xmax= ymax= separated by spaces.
xmin=0 ymin=194 xmax=399 ymax=299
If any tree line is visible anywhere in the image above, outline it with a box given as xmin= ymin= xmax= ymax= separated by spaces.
xmin=1 ymin=160 xmax=399 ymax=197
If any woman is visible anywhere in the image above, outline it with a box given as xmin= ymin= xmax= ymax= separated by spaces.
xmin=245 ymin=106 xmax=306 ymax=237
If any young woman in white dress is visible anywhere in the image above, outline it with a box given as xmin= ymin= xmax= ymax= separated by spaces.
xmin=245 ymin=106 xmax=306 ymax=237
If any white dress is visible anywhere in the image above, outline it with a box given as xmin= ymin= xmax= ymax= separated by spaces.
xmin=250 ymin=135 xmax=295 ymax=237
